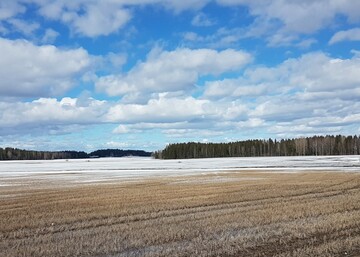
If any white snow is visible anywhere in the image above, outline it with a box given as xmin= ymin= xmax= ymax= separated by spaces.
xmin=0 ymin=156 xmax=359 ymax=186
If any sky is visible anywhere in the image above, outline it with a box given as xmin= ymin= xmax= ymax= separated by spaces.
xmin=1 ymin=0 xmax=360 ymax=152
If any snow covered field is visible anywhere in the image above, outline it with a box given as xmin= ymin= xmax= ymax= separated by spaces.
xmin=0 ymin=155 xmax=360 ymax=187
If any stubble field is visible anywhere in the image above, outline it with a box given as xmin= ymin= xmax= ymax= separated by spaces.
xmin=1 ymin=168 xmax=360 ymax=257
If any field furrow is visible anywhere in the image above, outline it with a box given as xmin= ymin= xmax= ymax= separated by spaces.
xmin=1 ymin=171 xmax=359 ymax=257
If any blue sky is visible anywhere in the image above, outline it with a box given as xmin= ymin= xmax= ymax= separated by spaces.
xmin=1 ymin=0 xmax=360 ymax=152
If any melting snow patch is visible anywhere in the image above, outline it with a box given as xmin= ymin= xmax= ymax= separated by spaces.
xmin=0 ymin=156 xmax=359 ymax=186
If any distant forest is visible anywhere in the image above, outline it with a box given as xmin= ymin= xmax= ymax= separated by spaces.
xmin=90 ymin=149 xmax=151 ymax=158
xmin=153 ymin=135 xmax=360 ymax=159
xmin=3 ymin=135 xmax=360 ymax=161
xmin=0 ymin=148 xmax=151 ymax=161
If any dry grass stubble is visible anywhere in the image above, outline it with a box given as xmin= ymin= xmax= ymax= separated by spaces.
xmin=0 ymin=171 xmax=360 ymax=257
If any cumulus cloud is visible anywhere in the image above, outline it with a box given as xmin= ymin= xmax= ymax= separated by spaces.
xmin=204 ymin=79 xmax=267 ymax=99
xmin=106 ymin=96 xmax=213 ymax=124
xmin=36 ymin=1 xmax=132 ymax=37
xmin=6 ymin=50 xmax=357 ymax=140
xmin=0 ymin=0 xmax=25 ymax=20
xmin=296 ymin=38 xmax=317 ymax=49
xmin=106 ymin=95 xmax=251 ymax=138
xmin=285 ymin=52 xmax=360 ymax=92
xmin=269 ymin=122 xmax=342 ymax=138
xmin=249 ymin=95 xmax=360 ymax=138
xmin=1 ymin=43 xmax=359 ymax=141
xmin=205 ymin=51 xmax=360 ymax=99
xmin=216 ymin=0 xmax=360 ymax=45
xmin=192 ymin=12 xmax=215 ymax=27
xmin=1 ymin=0 xmax=210 ymax=37
xmin=107 ymin=52 xmax=127 ymax=69
xmin=0 ymin=94 xmax=241 ymax=137
xmin=2 ymin=0 xmax=360 ymax=144
xmin=0 ymin=97 xmax=108 ymax=135
xmin=329 ymin=28 xmax=360 ymax=45
xmin=7 ymin=18 xmax=40 ymax=36
xmin=41 ymin=28 xmax=60 ymax=43
xmin=60 ymin=3 xmax=131 ymax=37
xmin=2 ymin=0 xmax=360 ymax=41
xmin=200 ymin=50 xmax=360 ymax=137
xmin=3 ymin=48 xmax=360 ymax=140
xmin=250 ymin=90 xmax=360 ymax=132
xmin=96 ymin=47 xmax=252 ymax=98
xmin=0 ymin=37 xmax=91 ymax=97
xmin=163 ymin=128 xmax=225 ymax=138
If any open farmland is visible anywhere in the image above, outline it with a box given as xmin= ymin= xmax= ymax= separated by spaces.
xmin=0 ymin=157 xmax=360 ymax=256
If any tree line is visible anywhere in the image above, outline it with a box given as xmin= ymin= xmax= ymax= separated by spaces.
xmin=0 ymin=148 xmax=151 ymax=161
xmin=89 ymin=149 xmax=151 ymax=158
xmin=153 ymin=135 xmax=360 ymax=159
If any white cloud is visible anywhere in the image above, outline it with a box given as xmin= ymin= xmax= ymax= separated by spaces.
xmin=2 ymin=0 xmax=360 ymax=144
xmin=0 ymin=0 xmax=207 ymax=37
xmin=0 ymin=0 xmax=25 ymax=20
xmin=266 ymin=33 xmax=299 ymax=47
xmin=62 ymin=3 xmax=131 ymax=37
xmin=36 ymin=1 xmax=132 ymax=37
xmin=106 ymin=95 xmax=252 ymax=138
xmin=105 ymin=141 xmax=131 ymax=148
xmin=98 ymin=51 xmax=360 ymax=139
xmin=41 ymin=28 xmax=59 ymax=43
xmin=7 ymin=18 xmax=40 ymax=36
xmin=112 ymin=121 xmax=218 ymax=137
xmin=200 ymin=50 xmax=360 ymax=137
xmin=107 ymin=52 xmax=127 ymax=69
xmin=329 ymin=28 xmax=360 ymax=45
xmin=0 ymin=37 xmax=91 ymax=97
xmin=269 ymin=122 xmax=342 ymax=137
xmin=296 ymin=38 xmax=317 ymax=49
xmin=183 ymin=32 xmax=202 ymax=41
xmin=2 ymin=0 xmax=360 ymax=41
xmin=112 ymin=125 xmax=130 ymax=134
xmin=192 ymin=12 xmax=215 ymax=27
xmin=204 ymin=78 xmax=267 ymax=99
xmin=106 ymin=96 xmax=213 ymax=124
xmin=0 ymin=97 xmax=108 ymax=135
xmin=240 ymin=52 xmax=360 ymax=95
xmin=163 ymin=0 xmax=210 ymax=13
xmin=96 ymin=47 xmax=252 ymax=98
xmin=163 ymin=128 xmax=224 ymax=138
xmin=182 ymin=27 xmax=246 ymax=48
xmin=216 ymin=0 xmax=360 ymax=45
xmin=2 ymin=47 xmax=360 ymax=140
xmin=250 ymin=97 xmax=318 ymax=122
xmin=182 ymin=26 xmax=315 ymax=49
xmin=286 ymin=52 xmax=360 ymax=92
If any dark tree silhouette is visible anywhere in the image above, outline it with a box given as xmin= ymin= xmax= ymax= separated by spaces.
xmin=0 ymin=148 xmax=151 ymax=160
xmin=154 ymin=135 xmax=360 ymax=159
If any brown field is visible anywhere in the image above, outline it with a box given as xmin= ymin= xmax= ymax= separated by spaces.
xmin=0 ymin=171 xmax=360 ymax=257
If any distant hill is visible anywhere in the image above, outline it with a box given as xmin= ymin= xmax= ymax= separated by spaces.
xmin=0 ymin=147 xmax=151 ymax=161
xmin=89 ymin=149 xmax=151 ymax=158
